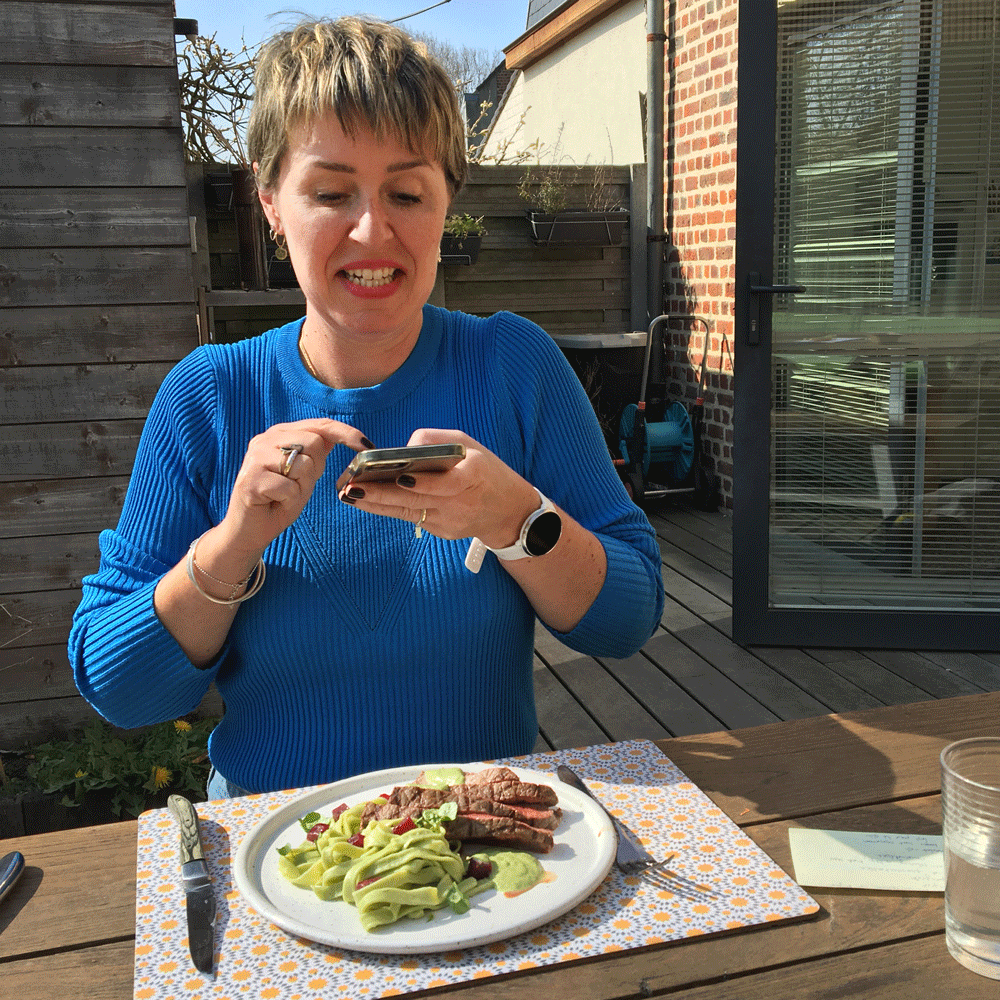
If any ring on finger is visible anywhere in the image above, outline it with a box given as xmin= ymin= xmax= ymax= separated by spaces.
xmin=278 ymin=443 xmax=304 ymax=478
xmin=415 ymin=508 xmax=427 ymax=539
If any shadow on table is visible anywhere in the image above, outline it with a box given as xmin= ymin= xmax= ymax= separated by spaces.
xmin=0 ymin=863 xmax=41 ymax=938
xmin=660 ymin=694 xmax=996 ymax=829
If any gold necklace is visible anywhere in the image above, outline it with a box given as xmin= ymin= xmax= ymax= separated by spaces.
xmin=299 ymin=336 xmax=320 ymax=379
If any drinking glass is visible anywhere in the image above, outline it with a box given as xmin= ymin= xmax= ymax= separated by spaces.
xmin=941 ymin=737 xmax=1000 ymax=979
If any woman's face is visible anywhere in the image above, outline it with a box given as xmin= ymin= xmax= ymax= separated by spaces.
xmin=258 ymin=115 xmax=450 ymax=352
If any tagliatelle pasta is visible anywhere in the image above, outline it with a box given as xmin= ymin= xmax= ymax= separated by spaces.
xmin=276 ymin=802 xmax=492 ymax=931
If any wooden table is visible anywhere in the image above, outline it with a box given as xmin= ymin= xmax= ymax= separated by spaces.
xmin=3 ymin=692 xmax=999 ymax=999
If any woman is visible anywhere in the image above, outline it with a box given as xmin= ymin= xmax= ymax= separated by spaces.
xmin=69 ymin=17 xmax=663 ymax=796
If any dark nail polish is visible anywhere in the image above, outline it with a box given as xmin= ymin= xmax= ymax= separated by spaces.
xmin=347 ymin=486 xmax=366 ymax=500
xmin=340 ymin=492 xmax=356 ymax=505
xmin=397 ymin=474 xmax=416 ymax=488
xmin=360 ymin=437 xmax=375 ymax=450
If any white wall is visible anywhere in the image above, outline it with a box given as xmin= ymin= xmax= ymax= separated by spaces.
xmin=483 ymin=0 xmax=646 ymax=166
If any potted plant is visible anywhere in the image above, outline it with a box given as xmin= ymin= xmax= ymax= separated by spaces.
xmin=518 ymin=163 xmax=629 ymax=246
xmin=440 ymin=214 xmax=487 ymax=264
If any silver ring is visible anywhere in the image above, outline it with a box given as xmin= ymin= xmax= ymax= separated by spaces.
xmin=415 ymin=508 xmax=427 ymax=538
xmin=278 ymin=443 xmax=304 ymax=478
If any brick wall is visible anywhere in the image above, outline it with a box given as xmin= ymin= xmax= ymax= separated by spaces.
xmin=663 ymin=0 xmax=738 ymax=504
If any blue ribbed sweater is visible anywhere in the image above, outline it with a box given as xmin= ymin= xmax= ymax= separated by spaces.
xmin=69 ymin=307 xmax=663 ymax=791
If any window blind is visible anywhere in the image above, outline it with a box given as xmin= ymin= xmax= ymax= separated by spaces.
xmin=769 ymin=0 xmax=1000 ymax=608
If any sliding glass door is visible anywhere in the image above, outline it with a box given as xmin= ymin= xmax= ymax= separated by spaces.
xmin=734 ymin=0 xmax=1000 ymax=648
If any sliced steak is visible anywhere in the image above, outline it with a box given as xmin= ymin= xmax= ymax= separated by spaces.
xmin=360 ymin=773 xmax=562 ymax=853
xmin=445 ymin=814 xmax=555 ymax=853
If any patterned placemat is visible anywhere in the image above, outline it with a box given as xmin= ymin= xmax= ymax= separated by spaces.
xmin=133 ymin=740 xmax=819 ymax=998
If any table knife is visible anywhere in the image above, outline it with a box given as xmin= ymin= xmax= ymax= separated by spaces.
xmin=0 ymin=851 xmax=25 ymax=904
xmin=168 ymin=795 xmax=216 ymax=975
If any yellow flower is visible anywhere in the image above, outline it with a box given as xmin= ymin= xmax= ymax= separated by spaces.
xmin=173 ymin=719 xmax=192 ymax=732
xmin=152 ymin=766 xmax=172 ymax=790
xmin=75 ymin=769 xmax=87 ymax=778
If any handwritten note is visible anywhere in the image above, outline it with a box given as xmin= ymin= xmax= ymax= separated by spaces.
xmin=788 ymin=828 xmax=944 ymax=892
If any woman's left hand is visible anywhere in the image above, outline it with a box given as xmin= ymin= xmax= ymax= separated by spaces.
xmin=334 ymin=428 xmax=538 ymax=549
xmin=335 ymin=428 xmax=608 ymax=633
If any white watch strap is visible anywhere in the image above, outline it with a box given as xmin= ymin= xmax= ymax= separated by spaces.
xmin=464 ymin=489 xmax=553 ymax=574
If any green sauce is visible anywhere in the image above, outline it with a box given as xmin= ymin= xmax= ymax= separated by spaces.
xmin=474 ymin=849 xmax=545 ymax=895
xmin=416 ymin=767 xmax=467 ymax=790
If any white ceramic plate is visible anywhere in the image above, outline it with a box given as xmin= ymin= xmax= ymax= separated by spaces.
xmin=232 ymin=762 xmax=615 ymax=954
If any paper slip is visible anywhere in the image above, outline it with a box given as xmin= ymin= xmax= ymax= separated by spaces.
xmin=788 ymin=828 xmax=944 ymax=892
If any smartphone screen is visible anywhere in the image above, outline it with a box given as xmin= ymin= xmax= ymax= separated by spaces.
xmin=343 ymin=444 xmax=466 ymax=483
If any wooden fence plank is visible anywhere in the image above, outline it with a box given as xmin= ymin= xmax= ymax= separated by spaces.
xmin=0 ymin=64 xmax=179 ymax=127
xmin=0 ymin=127 xmax=186 ymax=186
xmin=0 ymin=589 xmax=80 ymax=649
xmin=0 ymin=643 xmax=77 ymax=701
xmin=0 ymin=477 xmax=127 ymax=538
xmin=0 ymin=188 xmax=191 ymax=248
xmin=0 ymin=688 xmax=224 ymax=747
xmin=0 ymin=248 xmax=193 ymax=308
xmin=0 ymin=2 xmax=174 ymax=66
xmin=0 ymin=362 xmax=172 ymax=423
xmin=446 ymin=284 xmax=628 ymax=313
xmin=0 ymin=419 xmax=144 ymax=480
xmin=0 ymin=531 xmax=100 ymax=594
xmin=0 ymin=304 xmax=198 ymax=365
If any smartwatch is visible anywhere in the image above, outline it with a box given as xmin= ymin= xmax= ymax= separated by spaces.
xmin=464 ymin=489 xmax=563 ymax=573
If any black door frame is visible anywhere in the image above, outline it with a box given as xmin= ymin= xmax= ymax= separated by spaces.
xmin=731 ymin=0 xmax=1000 ymax=651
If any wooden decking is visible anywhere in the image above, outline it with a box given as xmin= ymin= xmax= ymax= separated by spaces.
xmin=532 ymin=505 xmax=1000 ymax=752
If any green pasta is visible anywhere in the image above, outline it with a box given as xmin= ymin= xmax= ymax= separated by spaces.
xmin=276 ymin=802 xmax=493 ymax=932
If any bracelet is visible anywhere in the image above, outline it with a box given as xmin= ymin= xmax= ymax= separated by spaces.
xmin=186 ymin=532 xmax=266 ymax=605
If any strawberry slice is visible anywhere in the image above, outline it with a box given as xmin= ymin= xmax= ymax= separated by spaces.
xmin=392 ymin=816 xmax=416 ymax=835
xmin=305 ymin=822 xmax=329 ymax=842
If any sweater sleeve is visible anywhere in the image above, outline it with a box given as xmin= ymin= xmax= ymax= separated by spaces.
xmin=492 ymin=313 xmax=664 ymax=657
xmin=68 ymin=348 xmax=228 ymax=728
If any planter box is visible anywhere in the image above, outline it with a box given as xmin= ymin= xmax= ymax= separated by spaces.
xmin=439 ymin=234 xmax=482 ymax=264
xmin=527 ymin=210 xmax=629 ymax=246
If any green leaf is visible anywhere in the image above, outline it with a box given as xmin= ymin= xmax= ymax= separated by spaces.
xmin=299 ymin=811 xmax=321 ymax=832
xmin=416 ymin=802 xmax=458 ymax=830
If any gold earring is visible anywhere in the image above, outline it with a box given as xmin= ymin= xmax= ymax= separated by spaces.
xmin=269 ymin=228 xmax=288 ymax=260
xmin=437 ymin=248 xmax=442 ymax=263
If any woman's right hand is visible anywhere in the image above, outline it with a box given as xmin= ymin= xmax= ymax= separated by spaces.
xmin=216 ymin=419 xmax=372 ymax=565
xmin=153 ymin=419 xmax=372 ymax=668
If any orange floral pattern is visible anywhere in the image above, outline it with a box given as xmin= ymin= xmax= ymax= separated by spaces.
xmin=132 ymin=740 xmax=818 ymax=998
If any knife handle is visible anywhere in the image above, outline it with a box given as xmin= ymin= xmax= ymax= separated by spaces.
xmin=168 ymin=794 xmax=206 ymax=864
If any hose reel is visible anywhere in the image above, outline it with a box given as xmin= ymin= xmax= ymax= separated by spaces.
xmin=618 ymin=400 xmax=694 ymax=484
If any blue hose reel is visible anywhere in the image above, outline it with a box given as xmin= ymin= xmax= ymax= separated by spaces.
xmin=618 ymin=401 xmax=694 ymax=484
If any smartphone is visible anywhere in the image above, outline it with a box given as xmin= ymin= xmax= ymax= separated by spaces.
xmin=342 ymin=443 xmax=466 ymax=484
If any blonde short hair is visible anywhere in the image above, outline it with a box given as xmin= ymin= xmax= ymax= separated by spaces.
xmin=248 ymin=17 xmax=468 ymax=198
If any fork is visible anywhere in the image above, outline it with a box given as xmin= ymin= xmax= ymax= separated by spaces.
xmin=556 ymin=766 xmax=718 ymax=898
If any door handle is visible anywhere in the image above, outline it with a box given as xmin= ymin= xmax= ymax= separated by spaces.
xmin=747 ymin=273 xmax=806 ymax=345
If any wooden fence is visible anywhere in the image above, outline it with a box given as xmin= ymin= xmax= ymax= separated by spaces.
xmin=0 ymin=0 xmax=209 ymax=747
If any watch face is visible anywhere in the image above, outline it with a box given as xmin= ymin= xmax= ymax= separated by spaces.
xmin=525 ymin=509 xmax=562 ymax=556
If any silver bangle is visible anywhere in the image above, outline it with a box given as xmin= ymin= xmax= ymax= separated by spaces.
xmin=186 ymin=532 xmax=266 ymax=605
